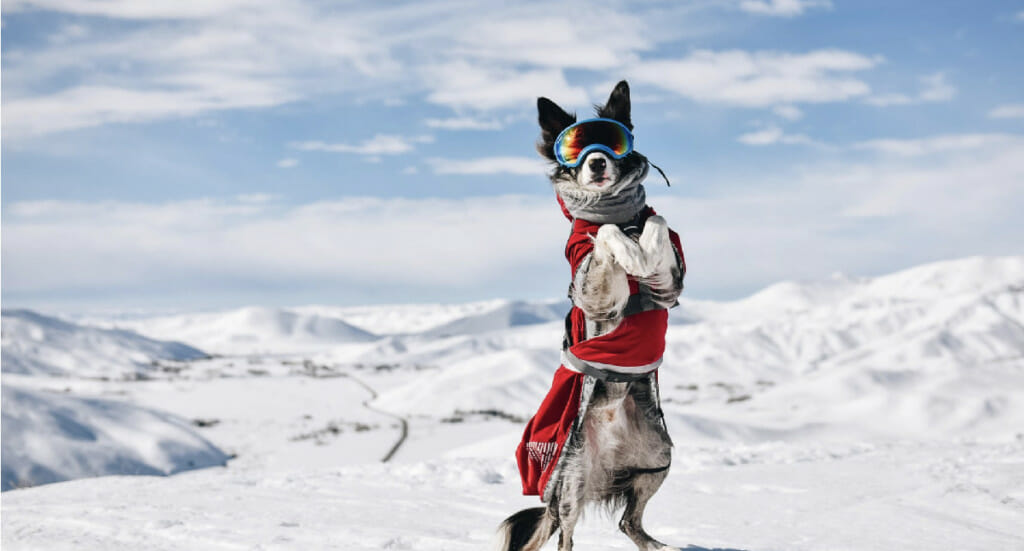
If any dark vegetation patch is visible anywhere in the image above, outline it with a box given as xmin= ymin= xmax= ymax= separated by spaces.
xmin=441 ymin=409 xmax=526 ymax=424
xmin=290 ymin=420 xmax=380 ymax=443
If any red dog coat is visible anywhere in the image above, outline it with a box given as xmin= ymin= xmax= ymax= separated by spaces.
xmin=516 ymin=201 xmax=684 ymax=498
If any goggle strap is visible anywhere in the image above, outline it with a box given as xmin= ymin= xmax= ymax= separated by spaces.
xmin=649 ymin=161 xmax=671 ymax=187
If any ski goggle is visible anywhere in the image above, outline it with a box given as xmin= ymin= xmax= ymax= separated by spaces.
xmin=553 ymin=118 xmax=634 ymax=168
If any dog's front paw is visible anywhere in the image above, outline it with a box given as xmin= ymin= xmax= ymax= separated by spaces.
xmin=638 ymin=216 xmax=673 ymax=273
xmin=596 ymin=224 xmax=649 ymax=276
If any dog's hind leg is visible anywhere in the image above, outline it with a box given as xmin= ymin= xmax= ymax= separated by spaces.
xmin=619 ymin=470 xmax=672 ymax=551
xmin=555 ymin=479 xmax=584 ymax=551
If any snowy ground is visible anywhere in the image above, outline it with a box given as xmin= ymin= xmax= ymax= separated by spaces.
xmin=3 ymin=256 xmax=1024 ymax=550
xmin=4 ymin=440 xmax=1022 ymax=550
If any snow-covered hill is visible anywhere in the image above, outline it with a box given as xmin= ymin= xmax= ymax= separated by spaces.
xmin=1 ymin=309 xmax=207 ymax=378
xmin=357 ymin=256 xmax=1024 ymax=441
xmin=657 ymin=256 xmax=1024 ymax=440
xmin=107 ymin=306 xmax=378 ymax=355
xmin=419 ymin=299 xmax=568 ymax=338
xmin=1 ymin=384 xmax=229 ymax=491
xmin=294 ymin=299 xmax=550 ymax=335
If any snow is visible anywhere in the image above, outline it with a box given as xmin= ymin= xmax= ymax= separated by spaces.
xmin=2 ymin=441 xmax=1021 ymax=550
xmin=1 ymin=384 xmax=230 ymax=491
xmin=3 ymin=255 xmax=1024 ymax=550
xmin=1 ymin=309 xmax=206 ymax=378
xmin=418 ymin=299 xmax=569 ymax=338
xmin=98 ymin=306 xmax=378 ymax=355
xmin=373 ymin=347 xmax=560 ymax=417
xmin=293 ymin=299 xmax=561 ymax=336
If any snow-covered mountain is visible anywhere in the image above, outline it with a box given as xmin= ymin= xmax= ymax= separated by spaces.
xmin=363 ymin=256 xmax=1024 ymax=441
xmin=1 ymin=384 xmax=229 ymax=491
xmin=1 ymin=309 xmax=207 ymax=378
xmin=418 ymin=299 xmax=568 ymax=338
xmin=658 ymin=256 xmax=1024 ymax=439
xmin=105 ymin=306 xmax=378 ymax=355
xmin=294 ymin=299 xmax=545 ymax=335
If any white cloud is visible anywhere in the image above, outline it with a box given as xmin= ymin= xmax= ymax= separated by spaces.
xmin=1 ymin=2 xmax=399 ymax=140
xmin=1016 ymin=10 xmax=1024 ymax=22
xmin=737 ymin=126 xmax=818 ymax=146
xmin=864 ymin=93 xmax=914 ymax=107
xmin=918 ymin=72 xmax=956 ymax=102
xmin=427 ymin=157 xmax=547 ymax=176
xmin=989 ymin=104 xmax=1024 ymax=119
xmin=866 ymin=72 xmax=955 ymax=106
xmin=453 ymin=13 xmax=653 ymax=71
xmin=1 ymin=195 xmax=568 ymax=300
xmin=629 ymin=49 xmax=878 ymax=107
xmin=852 ymin=133 xmax=1017 ymax=156
xmin=6 ymin=136 xmax=1022 ymax=305
xmin=290 ymin=135 xmax=433 ymax=156
xmin=653 ymin=134 xmax=1024 ymax=292
xmin=736 ymin=129 xmax=1017 ymax=155
xmin=3 ymin=0 xmax=254 ymax=19
xmin=772 ymin=105 xmax=804 ymax=120
xmin=423 ymin=62 xmax=589 ymax=111
xmin=424 ymin=117 xmax=503 ymax=131
xmin=46 ymin=23 xmax=89 ymax=44
xmin=4 ymin=85 xmax=295 ymax=139
xmin=739 ymin=0 xmax=833 ymax=17
xmin=276 ymin=158 xmax=299 ymax=169
xmin=236 ymin=193 xmax=277 ymax=203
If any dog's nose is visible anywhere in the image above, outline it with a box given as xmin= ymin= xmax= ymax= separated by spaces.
xmin=588 ymin=156 xmax=607 ymax=173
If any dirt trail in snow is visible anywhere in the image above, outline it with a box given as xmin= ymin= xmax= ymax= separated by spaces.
xmin=340 ymin=372 xmax=409 ymax=462
xmin=299 ymin=361 xmax=409 ymax=461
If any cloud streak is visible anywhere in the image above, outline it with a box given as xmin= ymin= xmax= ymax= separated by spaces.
xmin=628 ymin=49 xmax=879 ymax=107
xmin=852 ymin=133 xmax=1018 ymax=156
xmin=865 ymin=72 xmax=956 ymax=106
xmin=427 ymin=157 xmax=547 ymax=175
xmin=989 ymin=104 xmax=1024 ymax=119
xmin=737 ymin=126 xmax=821 ymax=146
xmin=290 ymin=135 xmax=434 ymax=156
xmin=739 ymin=0 xmax=833 ymax=17
xmin=424 ymin=117 xmax=504 ymax=131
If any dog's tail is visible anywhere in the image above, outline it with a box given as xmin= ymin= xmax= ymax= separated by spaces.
xmin=494 ymin=507 xmax=558 ymax=551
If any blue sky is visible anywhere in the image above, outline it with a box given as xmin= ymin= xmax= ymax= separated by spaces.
xmin=2 ymin=0 xmax=1023 ymax=311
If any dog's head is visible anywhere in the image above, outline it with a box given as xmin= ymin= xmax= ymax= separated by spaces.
xmin=537 ymin=80 xmax=649 ymax=202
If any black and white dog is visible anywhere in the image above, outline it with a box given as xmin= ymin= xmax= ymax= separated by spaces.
xmin=497 ymin=81 xmax=685 ymax=551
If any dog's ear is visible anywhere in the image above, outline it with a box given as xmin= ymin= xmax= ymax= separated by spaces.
xmin=597 ymin=80 xmax=632 ymax=130
xmin=537 ymin=97 xmax=576 ymax=161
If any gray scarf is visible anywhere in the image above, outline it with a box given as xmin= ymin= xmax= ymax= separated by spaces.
xmin=556 ymin=178 xmax=647 ymax=224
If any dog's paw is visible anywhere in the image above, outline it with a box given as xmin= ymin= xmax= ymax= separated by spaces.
xmin=638 ymin=216 xmax=674 ymax=275
xmin=596 ymin=224 xmax=649 ymax=276
xmin=639 ymin=216 xmax=670 ymax=255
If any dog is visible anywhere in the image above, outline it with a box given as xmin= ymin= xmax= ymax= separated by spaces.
xmin=497 ymin=81 xmax=685 ymax=551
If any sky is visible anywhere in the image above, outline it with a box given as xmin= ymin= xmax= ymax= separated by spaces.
xmin=2 ymin=0 xmax=1023 ymax=312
